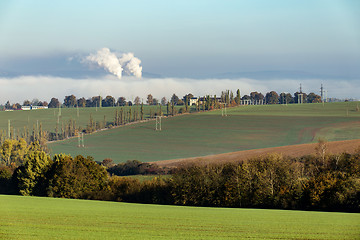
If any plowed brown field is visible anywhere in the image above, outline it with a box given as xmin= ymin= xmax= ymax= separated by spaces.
xmin=154 ymin=139 xmax=360 ymax=167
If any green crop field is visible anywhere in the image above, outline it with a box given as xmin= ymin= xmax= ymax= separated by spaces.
xmin=47 ymin=102 xmax=360 ymax=163
xmin=1 ymin=195 xmax=359 ymax=240
xmin=0 ymin=105 xmax=174 ymax=134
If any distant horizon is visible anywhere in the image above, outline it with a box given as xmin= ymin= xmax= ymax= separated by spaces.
xmin=0 ymin=75 xmax=358 ymax=104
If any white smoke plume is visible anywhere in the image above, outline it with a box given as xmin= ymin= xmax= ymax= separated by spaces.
xmin=84 ymin=48 xmax=142 ymax=78
xmin=119 ymin=53 xmax=142 ymax=78
xmin=85 ymin=48 xmax=123 ymax=78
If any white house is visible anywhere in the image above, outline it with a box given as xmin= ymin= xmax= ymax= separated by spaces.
xmin=189 ymin=97 xmax=198 ymax=106
xmin=21 ymin=105 xmax=48 ymax=110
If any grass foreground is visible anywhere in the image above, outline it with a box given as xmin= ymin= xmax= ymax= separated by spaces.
xmin=1 ymin=195 xmax=359 ymax=239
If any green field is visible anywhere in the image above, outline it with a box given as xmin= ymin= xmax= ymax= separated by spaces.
xmin=1 ymin=195 xmax=359 ymax=239
xmin=0 ymin=105 xmax=172 ymax=134
xmin=47 ymin=102 xmax=360 ymax=163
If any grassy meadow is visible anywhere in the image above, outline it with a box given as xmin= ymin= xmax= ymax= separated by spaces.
xmin=1 ymin=195 xmax=359 ymax=240
xmin=47 ymin=102 xmax=360 ymax=163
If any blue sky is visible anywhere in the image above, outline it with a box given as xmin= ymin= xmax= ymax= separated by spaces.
xmin=0 ymin=0 xmax=359 ymax=102
xmin=0 ymin=0 xmax=359 ymax=77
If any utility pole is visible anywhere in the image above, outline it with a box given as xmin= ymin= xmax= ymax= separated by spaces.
xmin=326 ymin=90 xmax=328 ymax=103
xmin=82 ymin=133 xmax=84 ymax=147
xmin=8 ymin=119 xmax=10 ymax=139
xmin=78 ymin=132 xmax=84 ymax=147
xmin=222 ymin=103 xmax=227 ymax=117
xmin=155 ymin=116 xmax=162 ymax=131
xmin=320 ymin=84 xmax=324 ymax=102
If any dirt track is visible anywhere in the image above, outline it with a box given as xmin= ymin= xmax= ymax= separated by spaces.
xmin=154 ymin=139 xmax=360 ymax=167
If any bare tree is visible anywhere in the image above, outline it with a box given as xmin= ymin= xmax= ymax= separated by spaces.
xmin=161 ymin=97 xmax=167 ymax=106
xmin=134 ymin=96 xmax=141 ymax=105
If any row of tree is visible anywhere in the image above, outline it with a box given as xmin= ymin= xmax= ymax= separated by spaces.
xmin=2 ymin=89 xmax=323 ymax=110
xmin=1 ymin=139 xmax=359 ymax=212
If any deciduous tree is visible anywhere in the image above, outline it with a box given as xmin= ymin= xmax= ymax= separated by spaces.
xmin=265 ymin=91 xmax=279 ymax=104
xmin=134 ymin=96 xmax=141 ymax=105
xmin=161 ymin=97 xmax=167 ymax=106
xmin=77 ymin=97 xmax=86 ymax=108
xmin=117 ymin=97 xmax=126 ymax=106
xmin=147 ymin=94 xmax=153 ymax=105
xmin=102 ymin=95 xmax=116 ymax=107
xmin=47 ymin=154 xmax=108 ymax=199
xmin=63 ymin=95 xmax=77 ymax=108
xmin=16 ymin=142 xmax=51 ymax=196
xmin=170 ymin=94 xmax=179 ymax=105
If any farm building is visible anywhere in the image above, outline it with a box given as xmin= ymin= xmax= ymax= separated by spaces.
xmin=21 ymin=105 xmax=48 ymax=110
xmin=189 ymin=97 xmax=198 ymax=106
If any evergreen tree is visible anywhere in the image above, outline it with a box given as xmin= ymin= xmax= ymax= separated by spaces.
xmin=114 ymin=109 xmax=119 ymax=126
xmin=235 ymin=89 xmax=241 ymax=105
xmin=140 ymin=102 xmax=144 ymax=120
xmin=128 ymin=107 xmax=132 ymax=123
xmin=120 ymin=108 xmax=124 ymax=125
xmin=167 ymin=102 xmax=170 ymax=116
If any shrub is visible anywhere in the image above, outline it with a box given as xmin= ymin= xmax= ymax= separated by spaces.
xmin=47 ymin=154 xmax=108 ymax=199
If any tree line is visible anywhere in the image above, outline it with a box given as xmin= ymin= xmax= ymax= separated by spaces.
xmin=1 ymin=89 xmax=324 ymax=111
xmin=0 ymin=139 xmax=359 ymax=212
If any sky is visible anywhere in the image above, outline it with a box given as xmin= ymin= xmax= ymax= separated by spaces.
xmin=0 ymin=0 xmax=359 ymax=102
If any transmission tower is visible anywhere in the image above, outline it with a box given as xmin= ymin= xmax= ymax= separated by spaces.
xmin=155 ymin=116 xmax=162 ymax=131
xmin=298 ymin=83 xmax=304 ymax=104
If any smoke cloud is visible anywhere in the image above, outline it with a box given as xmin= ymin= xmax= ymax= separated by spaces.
xmin=119 ymin=53 xmax=142 ymax=78
xmin=84 ymin=48 xmax=142 ymax=78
